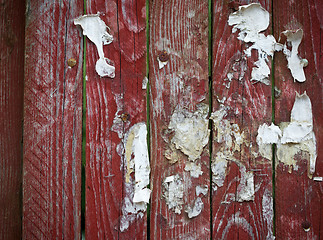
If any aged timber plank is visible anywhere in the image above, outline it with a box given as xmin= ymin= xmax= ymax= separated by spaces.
xmin=212 ymin=1 xmax=274 ymax=239
xmin=84 ymin=0 xmax=147 ymax=239
xmin=0 ymin=0 xmax=25 ymax=239
xmin=23 ymin=1 xmax=83 ymax=239
xmin=149 ymin=1 xmax=210 ymax=239
xmin=273 ymin=0 xmax=323 ymax=238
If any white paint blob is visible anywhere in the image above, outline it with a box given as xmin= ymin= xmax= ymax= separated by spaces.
xmin=196 ymin=185 xmax=208 ymax=197
xmin=74 ymin=14 xmax=115 ymax=78
xmin=281 ymin=29 xmax=307 ymax=82
xmin=184 ymin=162 xmax=203 ymax=178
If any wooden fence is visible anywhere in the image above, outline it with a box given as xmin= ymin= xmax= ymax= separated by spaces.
xmin=1 ymin=0 xmax=322 ymax=239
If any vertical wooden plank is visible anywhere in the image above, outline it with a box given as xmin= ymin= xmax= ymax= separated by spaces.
xmin=23 ymin=1 xmax=83 ymax=239
xmin=149 ymin=1 xmax=210 ymax=239
xmin=0 ymin=0 xmax=25 ymax=239
xmin=212 ymin=1 xmax=274 ymax=239
xmin=273 ymin=0 xmax=323 ymax=238
xmin=84 ymin=0 xmax=147 ymax=238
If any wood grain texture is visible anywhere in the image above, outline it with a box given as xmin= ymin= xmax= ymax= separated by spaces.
xmin=23 ymin=1 xmax=83 ymax=239
xmin=149 ymin=1 xmax=210 ymax=239
xmin=84 ymin=0 xmax=147 ymax=239
xmin=273 ymin=0 xmax=323 ymax=238
xmin=212 ymin=1 xmax=273 ymax=239
xmin=0 ymin=0 xmax=25 ymax=239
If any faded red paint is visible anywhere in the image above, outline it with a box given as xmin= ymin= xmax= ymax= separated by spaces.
xmin=23 ymin=1 xmax=83 ymax=239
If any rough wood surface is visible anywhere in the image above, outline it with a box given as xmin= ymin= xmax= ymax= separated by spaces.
xmin=84 ymin=0 xmax=147 ymax=239
xmin=23 ymin=1 xmax=83 ymax=239
xmin=0 ymin=0 xmax=25 ymax=239
xmin=273 ymin=0 xmax=323 ymax=238
xmin=149 ymin=1 xmax=210 ymax=239
xmin=212 ymin=1 xmax=274 ymax=239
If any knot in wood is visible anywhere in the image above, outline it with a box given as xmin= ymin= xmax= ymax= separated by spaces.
xmin=158 ymin=51 xmax=169 ymax=62
xmin=120 ymin=113 xmax=130 ymax=122
xmin=67 ymin=58 xmax=77 ymax=67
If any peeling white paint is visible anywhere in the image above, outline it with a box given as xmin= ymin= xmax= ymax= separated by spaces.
xmin=228 ymin=4 xmax=307 ymax=84
xmin=124 ymin=123 xmax=151 ymax=203
xmin=74 ymin=14 xmax=115 ymax=78
xmin=162 ymin=174 xmax=184 ymax=214
xmin=185 ymin=197 xmax=203 ymax=218
xmin=168 ymin=104 xmax=210 ymax=161
xmin=184 ymin=162 xmax=203 ymax=178
xmin=281 ymin=29 xmax=307 ymax=82
xmin=277 ymin=92 xmax=316 ymax=177
xmin=228 ymin=3 xmax=276 ymax=85
xmin=196 ymin=185 xmax=208 ymax=196
xmin=211 ymin=152 xmax=228 ymax=190
xmin=236 ymin=169 xmax=255 ymax=202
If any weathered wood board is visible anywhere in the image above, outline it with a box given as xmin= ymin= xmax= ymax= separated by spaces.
xmin=0 ymin=0 xmax=25 ymax=239
xmin=212 ymin=1 xmax=274 ymax=239
xmin=273 ymin=0 xmax=323 ymax=238
xmin=149 ymin=1 xmax=210 ymax=239
xmin=84 ymin=0 xmax=148 ymax=238
xmin=23 ymin=1 xmax=83 ymax=239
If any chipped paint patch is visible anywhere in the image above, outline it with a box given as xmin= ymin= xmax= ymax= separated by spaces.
xmin=236 ymin=167 xmax=255 ymax=202
xmin=211 ymin=152 xmax=228 ymax=190
xmin=196 ymin=185 xmax=208 ymax=196
xmin=168 ymin=104 xmax=209 ymax=161
xmin=184 ymin=162 xmax=203 ymax=178
xmin=228 ymin=3 xmax=276 ymax=84
xmin=74 ymin=14 xmax=115 ymax=78
xmin=281 ymin=29 xmax=307 ymax=82
xmin=119 ymin=122 xmax=150 ymax=232
xmin=185 ymin=197 xmax=203 ymax=218
xmin=277 ymin=92 xmax=316 ymax=177
xmin=162 ymin=174 xmax=184 ymax=214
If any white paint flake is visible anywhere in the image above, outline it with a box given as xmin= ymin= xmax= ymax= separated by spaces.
xmin=228 ymin=3 xmax=276 ymax=85
xmin=236 ymin=168 xmax=255 ymax=202
xmin=120 ymin=122 xmax=150 ymax=232
xmin=157 ymin=56 xmax=168 ymax=69
xmin=257 ymin=123 xmax=282 ymax=159
xmin=185 ymin=162 xmax=203 ymax=178
xmin=162 ymin=174 xmax=184 ymax=214
xmin=196 ymin=185 xmax=208 ymax=197
xmin=74 ymin=14 xmax=115 ymax=78
xmin=185 ymin=197 xmax=203 ymax=218
xmin=142 ymin=76 xmax=148 ymax=89
xmin=168 ymin=104 xmax=210 ymax=161
xmin=313 ymin=177 xmax=322 ymax=182
xmin=281 ymin=29 xmax=307 ymax=82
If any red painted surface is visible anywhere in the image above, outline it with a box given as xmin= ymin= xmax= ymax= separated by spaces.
xmin=149 ymin=1 xmax=210 ymax=239
xmin=273 ymin=0 xmax=323 ymax=238
xmin=84 ymin=0 xmax=147 ymax=239
xmin=0 ymin=0 xmax=25 ymax=239
xmin=23 ymin=1 xmax=83 ymax=239
xmin=212 ymin=1 xmax=273 ymax=239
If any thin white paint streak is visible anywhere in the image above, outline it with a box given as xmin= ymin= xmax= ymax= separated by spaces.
xmin=281 ymin=29 xmax=307 ymax=82
xmin=222 ymin=212 xmax=255 ymax=240
xmin=262 ymin=188 xmax=274 ymax=240
xmin=74 ymin=14 xmax=115 ymax=78
xmin=162 ymin=174 xmax=184 ymax=214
